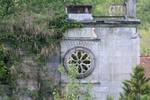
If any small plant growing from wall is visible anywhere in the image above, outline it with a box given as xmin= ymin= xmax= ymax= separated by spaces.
xmin=53 ymin=64 xmax=93 ymax=100
xmin=107 ymin=95 xmax=114 ymax=100
xmin=120 ymin=65 xmax=150 ymax=100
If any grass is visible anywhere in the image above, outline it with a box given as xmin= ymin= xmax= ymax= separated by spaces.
xmin=140 ymin=29 xmax=150 ymax=56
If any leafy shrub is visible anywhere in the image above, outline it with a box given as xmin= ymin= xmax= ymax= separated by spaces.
xmin=53 ymin=65 xmax=92 ymax=100
xmin=120 ymin=65 xmax=150 ymax=100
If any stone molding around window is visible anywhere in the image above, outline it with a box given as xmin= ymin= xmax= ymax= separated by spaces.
xmin=64 ymin=46 xmax=95 ymax=79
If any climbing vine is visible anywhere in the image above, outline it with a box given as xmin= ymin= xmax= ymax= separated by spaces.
xmin=0 ymin=0 xmax=82 ymax=99
xmin=0 ymin=44 xmax=17 ymax=99
xmin=53 ymin=65 xmax=93 ymax=100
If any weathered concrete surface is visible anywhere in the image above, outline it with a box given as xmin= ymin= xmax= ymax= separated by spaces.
xmin=61 ymin=26 xmax=140 ymax=100
xmin=68 ymin=14 xmax=93 ymax=21
xmin=126 ymin=0 xmax=136 ymax=18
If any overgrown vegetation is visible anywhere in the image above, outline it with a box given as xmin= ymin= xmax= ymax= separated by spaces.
xmin=0 ymin=0 xmax=82 ymax=99
xmin=136 ymin=0 xmax=150 ymax=56
xmin=106 ymin=65 xmax=150 ymax=100
xmin=120 ymin=65 xmax=150 ymax=100
xmin=0 ymin=0 xmax=150 ymax=99
xmin=0 ymin=44 xmax=17 ymax=99
xmin=53 ymin=65 xmax=92 ymax=100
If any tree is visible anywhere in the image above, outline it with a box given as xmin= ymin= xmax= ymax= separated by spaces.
xmin=120 ymin=65 xmax=150 ymax=100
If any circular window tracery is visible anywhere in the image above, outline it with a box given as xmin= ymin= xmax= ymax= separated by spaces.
xmin=64 ymin=47 xmax=95 ymax=79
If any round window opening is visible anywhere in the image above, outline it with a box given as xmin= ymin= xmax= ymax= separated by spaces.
xmin=64 ymin=47 xmax=95 ymax=79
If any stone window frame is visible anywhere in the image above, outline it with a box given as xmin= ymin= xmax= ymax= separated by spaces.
xmin=64 ymin=46 xmax=95 ymax=79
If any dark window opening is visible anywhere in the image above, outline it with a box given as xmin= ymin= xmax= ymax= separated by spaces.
xmin=67 ymin=5 xmax=92 ymax=14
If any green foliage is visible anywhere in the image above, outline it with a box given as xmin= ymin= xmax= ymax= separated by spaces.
xmin=107 ymin=95 xmax=114 ymax=100
xmin=0 ymin=0 xmax=82 ymax=99
xmin=54 ymin=65 xmax=92 ymax=100
xmin=0 ymin=0 xmax=16 ymax=16
xmin=137 ymin=0 xmax=150 ymax=29
xmin=0 ymin=0 xmax=82 ymax=57
xmin=0 ymin=45 xmax=13 ymax=84
xmin=0 ymin=0 xmax=150 ymax=99
xmin=49 ymin=16 xmax=82 ymax=34
xmin=120 ymin=65 xmax=150 ymax=100
xmin=57 ymin=65 xmax=80 ymax=100
xmin=141 ymin=95 xmax=150 ymax=100
xmin=137 ymin=0 xmax=150 ymax=56
xmin=80 ymin=0 xmax=124 ymax=15
xmin=141 ymin=47 xmax=150 ymax=57
xmin=140 ymin=29 xmax=150 ymax=56
xmin=0 ymin=44 xmax=17 ymax=99
xmin=37 ymin=79 xmax=56 ymax=100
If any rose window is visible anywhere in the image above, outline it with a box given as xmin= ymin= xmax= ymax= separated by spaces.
xmin=64 ymin=47 xmax=95 ymax=79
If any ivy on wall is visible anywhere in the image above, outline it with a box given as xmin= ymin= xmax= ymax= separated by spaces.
xmin=0 ymin=44 xmax=17 ymax=98
xmin=0 ymin=0 xmax=82 ymax=99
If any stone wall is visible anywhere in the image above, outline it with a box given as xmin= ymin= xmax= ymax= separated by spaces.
xmin=0 ymin=47 xmax=61 ymax=100
xmin=61 ymin=26 xmax=140 ymax=100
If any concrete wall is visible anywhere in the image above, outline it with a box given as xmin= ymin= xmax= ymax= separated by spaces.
xmin=1 ymin=25 xmax=139 ymax=100
xmin=61 ymin=26 xmax=140 ymax=100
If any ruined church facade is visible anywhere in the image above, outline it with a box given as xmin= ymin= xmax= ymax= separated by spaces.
xmin=51 ymin=0 xmax=140 ymax=99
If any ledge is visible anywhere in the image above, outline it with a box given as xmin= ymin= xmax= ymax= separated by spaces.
xmin=67 ymin=18 xmax=141 ymax=27
xmin=82 ymin=20 xmax=140 ymax=24
xmin=62 ymin=37 xmax=101 ymax=41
